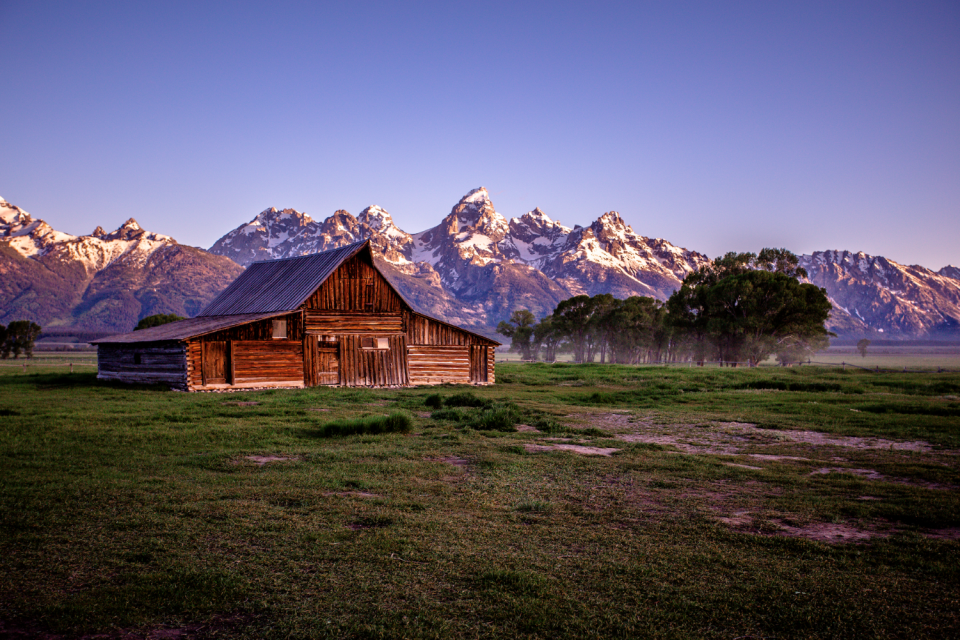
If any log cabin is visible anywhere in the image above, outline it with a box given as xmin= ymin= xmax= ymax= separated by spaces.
xmin=93 ymin=240 xmax=499 ymax=391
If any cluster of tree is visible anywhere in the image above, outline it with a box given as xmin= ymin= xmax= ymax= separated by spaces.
xmin=497 ymin=248 xmax=834 ymax=366
xmin=0 ymin=321 xmax=43 ymax=359
xmin=134 ymin=314 xmax=185 ymax=331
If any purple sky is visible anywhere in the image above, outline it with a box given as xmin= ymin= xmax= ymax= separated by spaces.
xmin=2 ymin=1 xmax=958 ymax=269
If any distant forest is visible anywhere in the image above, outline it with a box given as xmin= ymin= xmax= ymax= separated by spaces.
xmin=498 ymin=249 xmax=833 ymax=366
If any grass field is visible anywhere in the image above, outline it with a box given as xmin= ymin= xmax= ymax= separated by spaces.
xmin=1 ymin=363 xmax=959 ymax=638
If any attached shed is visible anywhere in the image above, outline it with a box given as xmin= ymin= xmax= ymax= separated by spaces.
xmin=94 ymin=240 xmax=499 ymax=391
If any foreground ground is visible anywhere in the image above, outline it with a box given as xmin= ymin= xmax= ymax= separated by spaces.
xmin=1 ymin=363 xmax=958 ymax=639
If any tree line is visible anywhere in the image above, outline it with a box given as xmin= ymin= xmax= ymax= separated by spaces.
xmin=0 ymin=321 xmax=42 ymax=359
xmin=497 ymin=248 xmax=833 ymax=366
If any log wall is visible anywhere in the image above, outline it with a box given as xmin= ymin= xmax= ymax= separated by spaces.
xmin=186 ymin=339 xmax=304 ymax=390
xmin=407 ymin=345 xmax=471 ymax=385
xmin=337 ymin=334 xmax=409 ymax=387
xmin=232 ymin=341 xmax=304 ymax=384
xmin=305 ymin=313 xmax=403 ymax=335
xmin=97 ymin=343 xmax=188 ymax=390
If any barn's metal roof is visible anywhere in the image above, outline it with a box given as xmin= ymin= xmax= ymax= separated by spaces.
xmin=198 ymin=241 xmax=368 ymax=316
xmin=92 ymin=311 xmax=290 ymax=344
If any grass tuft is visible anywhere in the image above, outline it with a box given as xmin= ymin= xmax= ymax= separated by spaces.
xmin=312 ymin=411 xmax=413 ymax=437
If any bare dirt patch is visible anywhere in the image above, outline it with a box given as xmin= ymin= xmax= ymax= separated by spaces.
xmin=812 ymin=467 xmax=885 ymax=481
xmin=714 ymin=510 xmax=890 ymax=543
xmin=516 ymin=424 xmax=540 ymax=433
xmin=524 ymin=444 xmax=620 ymax=456
xmin=324 ymin=491 xmax=381 ymax=499
xmin=595 ymin=414 xmax=938 ymax=456
xmin=724 ymin=462 xmax=762 ymax=470
xmin=429 ymin=455 xmax=468 ymax=467
xmin=771 ymin=520 xmax=888 ymax=543
xmin=811 ymin=466 xmax=954 ymax=489
xmin=241 ymin=455 xmax=297 ymax=466
xmin=924 ymin=528 xmax=960 ymax=541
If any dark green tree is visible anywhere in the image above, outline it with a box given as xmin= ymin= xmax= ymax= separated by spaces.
xmin=135 ymin=314 xmax=186 ymax=331
xmin=552 ymin=295 xmax=599 ymax=363
xmin=856 ymin=338 xmax=871 ymax=358
xmin=496 ymin=310 xmax=537 ymax=360
xmin=667 ymin=249 xmax=832 ymax=366
xmin=2 ymin=320 xmax=42 ymax=359
xmin=531 ymin=315 xmax=562 ymax=363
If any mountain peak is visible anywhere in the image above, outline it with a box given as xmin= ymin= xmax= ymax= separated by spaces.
xmin=359 ymin=205 xmax=393 ymax=231
xmin=91 ymin=226 xmax=106 ymax=237
xmin=459 ymin=187 xmax=490 ymax=205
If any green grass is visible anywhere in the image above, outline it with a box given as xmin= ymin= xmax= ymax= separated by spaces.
xmin=0 ymin=363 xmax=958 ymax=638
xmin=311 ymin=411 xmax=413 ymax=437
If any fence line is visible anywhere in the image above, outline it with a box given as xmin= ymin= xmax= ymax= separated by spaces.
xmin=508 ymin=358 xmax=959 ymax=374
xmin=0 ymin=361 xmax=97 ymax=373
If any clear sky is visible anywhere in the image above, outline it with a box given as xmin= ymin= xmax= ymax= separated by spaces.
xmin=2 ymin=0 xmax=958 ymax=269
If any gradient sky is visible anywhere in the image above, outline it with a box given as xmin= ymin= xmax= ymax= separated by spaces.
xmin=2 ymin=1 xmax=958 ymax=269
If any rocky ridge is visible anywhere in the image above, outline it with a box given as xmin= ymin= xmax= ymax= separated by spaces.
xmin=210 ymin=188 xmax=712 ymax=325
xmin=3 ymin=190 xmax=959 ymax=338
xmin=0 ymin=197 xmax=242 ymax=331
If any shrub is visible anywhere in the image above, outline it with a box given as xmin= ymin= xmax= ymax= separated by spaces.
xmin=424 ymin=394 xmax=443 ymax=409
xmin=314 ymin=412 xmax=413 ymax=437
xmin=443 ymin=392 xmax=491 ymax=408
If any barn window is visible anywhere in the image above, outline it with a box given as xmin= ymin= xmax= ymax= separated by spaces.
xmin=134 ymin=353 xmax=142 ymax=364
xmin=360 ymin=337 xmax=390 ymax=350
xmin=272 ymin=319 xmax=287 ymax=339
xmin=364 ymin=282 xmax=374 ymax=312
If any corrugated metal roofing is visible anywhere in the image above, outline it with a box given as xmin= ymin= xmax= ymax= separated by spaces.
xmin=198 ymin=241 xmax=368 ymax=316
xmin=92 ymin=311 xmax=290 ymax=344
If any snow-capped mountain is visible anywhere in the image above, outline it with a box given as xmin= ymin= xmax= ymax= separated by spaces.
xmin=799 ymin=251 xmax=960 ymax=338
xmin=209 ymin=188 xmax=711 ymax=324
xmin=5 ymin=189 xmax=960 ymax=338
xmin=0 ymin=197 xmax=242 ymax=331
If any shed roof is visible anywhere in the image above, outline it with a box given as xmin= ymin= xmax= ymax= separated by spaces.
xmin=92 ymin=311 xmax=289 ymax=344
xmin=198 ymin=240 xmax=370 ymax=316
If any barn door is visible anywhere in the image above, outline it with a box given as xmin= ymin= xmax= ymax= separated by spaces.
xmin=202 ymin=341 xmax=231 ymax=385
xmin=470 ymin=345 xmax=488 ymax=383
xmin=303 ymin=335 xmax=339 ymax=386
xmin=316 ymin=345 xmax=339 ymax=385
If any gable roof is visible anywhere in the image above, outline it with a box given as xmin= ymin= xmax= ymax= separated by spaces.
xmin=92 ymin=311 xmax=290 ymax=344
xmin=198 ymin=240 xmax=370 ymax=316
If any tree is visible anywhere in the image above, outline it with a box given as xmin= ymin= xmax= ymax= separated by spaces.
xmin=552 ymin=295 xmax=598 ymax=363
xmin=666 ymin=249 xmax=833 ymax=366
xmin=496 ymin=309 xmax=537 ymax=360
xmin=1 ymin=320 xmax=42 ymax=359
xmin=856 ymin=338 xmax=871 ymax=358
xmin=531 ymin=315 xmax=562 ymax=363
xmin=135 ymin=314 xmax=186 ymax=331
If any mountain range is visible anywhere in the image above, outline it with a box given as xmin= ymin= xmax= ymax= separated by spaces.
xmin=2 ymin=190 xmax=959 ymax=339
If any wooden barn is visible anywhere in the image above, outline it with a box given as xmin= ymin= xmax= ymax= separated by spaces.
xmin=93 ymin=240 xmax=499 ymax=391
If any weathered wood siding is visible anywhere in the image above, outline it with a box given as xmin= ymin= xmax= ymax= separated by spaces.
xmin=305 ymin=313 xmax=403 ymax=335
xmin=304 ymin=255 xmax=404 ymax=313
xmin=97 ymin=343 xmax=188 ymax=389
xmin=403 ymin=313 xmax=495 ymax=385
xmin=407 ymin=345 xmax=471 ymax=385
xmin=303 ymin=336 xmax=339 ymax=386
xmin=232 ymin=341 xmax=304 ymax=385
xmin=186 ymin=338 xmax=303 ymax=390
xmin=337 ymin=334 xmax=409 ymax=387
xmin=198 ymin=313 xmax=302 ymax=343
